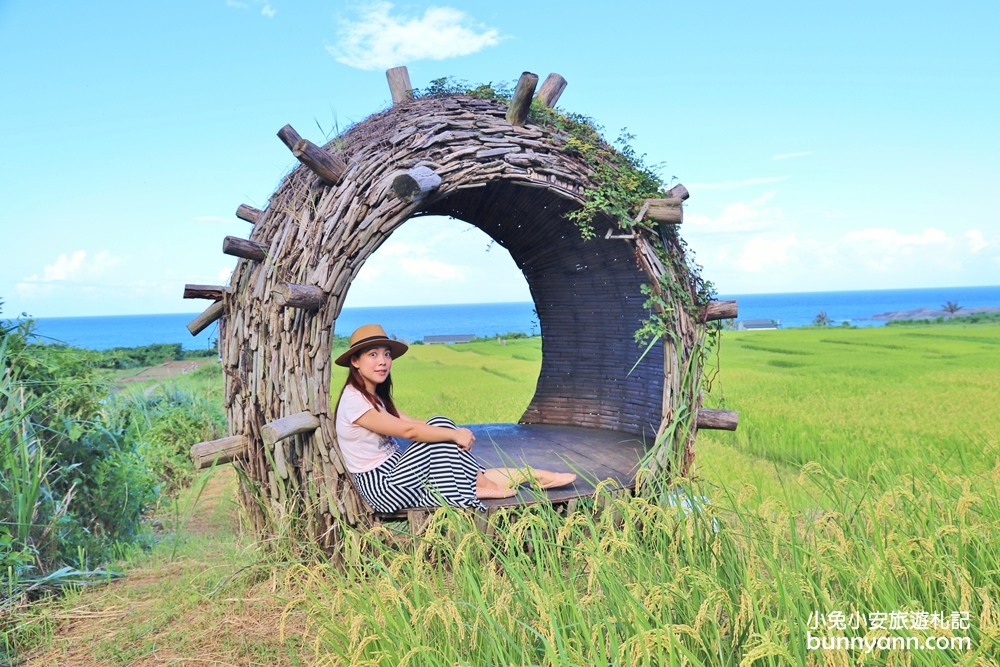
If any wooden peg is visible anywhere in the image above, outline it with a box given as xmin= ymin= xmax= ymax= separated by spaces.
xmin=273 ymin=282 xmax=324 ymax=310
xmin=183 ymin=284 xmax=227 ymax=300
xmin=696 ymin=409 xmax=739 ymax=431
xmin=506 ymin=72 xmax=539 ymax=126
xmin=236 ymin=204 xmax=262 ymax=224
xmin=223 ymin=236 xmax=268 ymax=261
xmin=187 ymin=300 xmax=223 ymax=336
xmin=391 ymin=166 xmax=442 ymax=203
xmin=535 ymin=73 xmax=567 ymax=107
xmin=386 ymin=66 xmax=413 ymax=105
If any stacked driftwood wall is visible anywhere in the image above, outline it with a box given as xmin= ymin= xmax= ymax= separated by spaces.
xmin=185 ymin=69 xmax=737 ymax=551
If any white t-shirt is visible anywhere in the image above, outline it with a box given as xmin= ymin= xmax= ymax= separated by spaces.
xmin=335 ymin=384 xmax=399 ymax=473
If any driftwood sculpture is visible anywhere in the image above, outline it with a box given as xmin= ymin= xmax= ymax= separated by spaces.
xmin=185 ymin=68 xmax=738 ymax=551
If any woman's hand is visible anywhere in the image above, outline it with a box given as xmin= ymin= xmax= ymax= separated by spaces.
xmin=453 ymin=428 xmax=475 ymax=451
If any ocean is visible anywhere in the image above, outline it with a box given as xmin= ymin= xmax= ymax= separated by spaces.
xmin=26 ymin=285 xmax=1000 ymax=351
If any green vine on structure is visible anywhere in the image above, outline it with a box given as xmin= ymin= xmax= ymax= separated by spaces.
xmin=524 ymin=96 xmax=721 ymax=478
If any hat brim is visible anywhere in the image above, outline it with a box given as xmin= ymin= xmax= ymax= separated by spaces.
xmin=334 ymin=337 xmax=409 ymax=367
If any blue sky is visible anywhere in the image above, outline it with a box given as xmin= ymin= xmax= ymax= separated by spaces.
xmin=1 ymin=0 xmax=997 ymax=317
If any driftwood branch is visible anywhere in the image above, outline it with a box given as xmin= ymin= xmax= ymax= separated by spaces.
xmin=696 ymin=409 xmax=739 ymax=431
xmin=667 ymin=183 xmax=690 ymax=201
xmin=261 ymin=412 xmax=321 ymax=447
xmin=191 ymin=435 xmax=247 ymax=469
xmin=386 ymin=66 xmax=413 ymax=105
xmin=187 ymin=300 xmax=223 ymax=336
xmin=183 ymin=284 xmax=226 ymax=300
xmin=223 ymin=236 xmax=268 ymax=261
xmin=236 ymin=204 xmax=262 ymax=224
xmin=506 ymin=72 xmax=539 ymax=126
xmin=644 ymin=198 xmax=684 ymax=225
xmin=535 ymin=73 xmax=567 ymax=107
xmin=273 ymin=282 xmax=324 ymax=310
xmin=292 ymin=139 xmax=347 ymax=185
xmin=700 ymin=300 xmax=738 ymax=322
xmin=391 ymin=166 xmax=442 ymax=203
xmin=277 ymin=124 xmax=302 ymax=151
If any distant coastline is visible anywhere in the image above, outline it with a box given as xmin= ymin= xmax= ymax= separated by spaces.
xmin=23 ymin=285 xmax=1000 ymax=351
xmin=868 ymin=306 xmax=1000 ymax=321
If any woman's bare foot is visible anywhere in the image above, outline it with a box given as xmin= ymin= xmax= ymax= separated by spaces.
xmin=483 ymin=467 xmax=577 ymax=490
xmin=530 ymin=469 xmax=577 ymax=489
xmin=476 ymin=471 xmax=516 ymax=499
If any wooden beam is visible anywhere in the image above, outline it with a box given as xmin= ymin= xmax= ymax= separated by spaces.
xmin=187 ymin=300 xmax=223 ymax=336
xmin=535 ymin=73 xmax=567 ymax=108
xmin=391 ymin=166 xmax=442 ymax=203
xmin=277 ymin=124 xmax=302 ymax=151
xmin=183 ymin=284 xmax=226 ymax=300
xmin=386 ymin=66 xmax=413 ymax=105
xmin=223 ymin=236 xmax=267 ymax=261
xmin=644 ymin=198 xmax=683 ymax=224
xmin=696 ymin=409 xmax=739 ymax=431
xmin=700 ymin=300 xmax=738 ymax=322
xmin=506 ymin=71 xmax=539 ymax=126
xmin=261 ymin=411 xmax=321 ymax=447
xmin=190 ymin=435 xmax=247 ymax=469
xmin=292 ymin=139 xmax=347 ymax=185
xmin=273 ymin=282 xmax=324 ymax=310
xmin=235 ymin=204 xmax=262 ymax=224
xmin=667 ymin=183 xmax=690 ymax=201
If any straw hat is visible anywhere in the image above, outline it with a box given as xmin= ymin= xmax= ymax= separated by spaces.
xmin=334 ymin=324 xmax=408 ymax=367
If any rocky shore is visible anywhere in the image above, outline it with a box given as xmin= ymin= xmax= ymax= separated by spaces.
xmin=868 ymin=306 xmax=1000 ymax=321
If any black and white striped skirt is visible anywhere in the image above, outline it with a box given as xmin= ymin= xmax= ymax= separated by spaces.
xmin=350 ymin=416 xmax=486 ymax=513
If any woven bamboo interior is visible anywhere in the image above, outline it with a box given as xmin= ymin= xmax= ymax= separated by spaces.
xmin=419 ymin=184 xmax=664 ymax=435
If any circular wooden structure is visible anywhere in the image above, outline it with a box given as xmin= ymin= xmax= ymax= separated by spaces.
xmin=185 ymin=69 xmax=738 ymax=549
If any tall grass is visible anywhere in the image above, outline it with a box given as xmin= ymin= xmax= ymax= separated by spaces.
xmin=290 ymin=456 xmax=999 ymax=665
xmin=0 ymin=339 xmax=57 ymax=578
xmin=297 ymin=324 xmax=1000 ymax=664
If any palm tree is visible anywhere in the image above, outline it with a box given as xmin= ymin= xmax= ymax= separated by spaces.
xmin=942 ymin=301 xmax=961 ymax=315
xmin=813 ymin=310 xmax=833 ymax=326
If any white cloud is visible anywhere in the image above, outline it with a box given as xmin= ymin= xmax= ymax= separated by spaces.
xmin=686 ymin=192 xmax=781 ymax=233
xmin=688 ymin=176 xmax=788 ymax=192
xmin=965 ymin=229 xmax=989 ymax=253
xmin=771 ymin=151 xmax=812 ymax=161
xmin=329 ymin=1 xmax=502 ymax=71
xmin=217 ymin=267 xmax=233 ymax=282
xmin=736 ymin=235 xmax=798 ymax=272
xmin=398 ymin=257 xmax=462 ymax=280
xmin=33 ymin=250 xmax=120 ymax=282
xmin=41 ymin=250 xmax=86 ymax=281
xmin=834 ymin=227 xmax=952 ymax=272
xmin=226 ymin=0 xmax=274 ymax=17
xmin=15 ymin=250 xmax=121 ymax=299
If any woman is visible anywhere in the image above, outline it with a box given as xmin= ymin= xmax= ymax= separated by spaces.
xmin=334 ymin=324 xmax=575 ymax=513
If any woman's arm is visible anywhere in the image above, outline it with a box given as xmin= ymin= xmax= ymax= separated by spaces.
xmin=396 ymin=410 xmax=423 ymax=424
xmin=354 ymin=408 xmax=475 ymax=450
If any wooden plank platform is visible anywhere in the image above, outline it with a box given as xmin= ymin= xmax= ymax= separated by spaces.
xmin=384 ymin=423 xmax=647 ymax=514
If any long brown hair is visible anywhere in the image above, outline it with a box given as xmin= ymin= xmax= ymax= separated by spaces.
xmin=335 ymin=346 xmax=400 ymax=419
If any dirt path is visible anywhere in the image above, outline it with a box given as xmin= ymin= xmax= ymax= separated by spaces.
xmin=116 ymin=359 xmax=214 ymax=384
xmin=20 ymin=468 xmax=308 ymax=666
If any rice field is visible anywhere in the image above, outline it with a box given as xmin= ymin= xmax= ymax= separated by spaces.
xmin=13 ymin=325 xmax=1000 ymax=664
xmin=698 ymin=325 xmax=1000 ymax=490
xmin=310 ymin=324 xmax=1000 ymax=665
